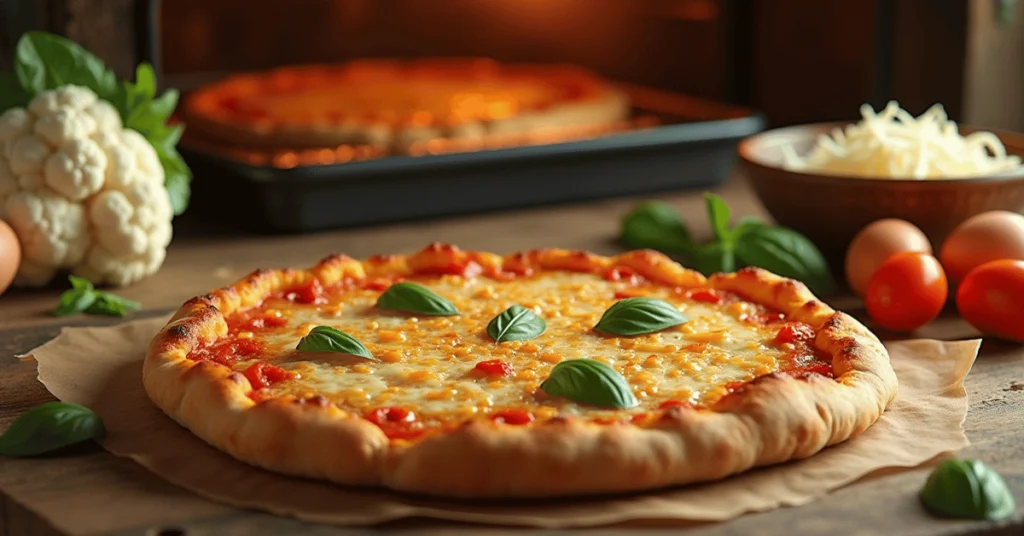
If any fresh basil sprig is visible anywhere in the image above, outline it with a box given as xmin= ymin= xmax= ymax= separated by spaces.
xmin=618 ymin=192 xmax=836 ymax=295
xmin=0 ymin=402 xmax=105 ymax=457
xmin=376 ymin=282 xmax=460 ymax=316
xmin=540 ymin=359 xmax=639 ymax=409
xmin=2 ymin=31 xmax=192 ymax=215
xmin=52 ymin=275 xmax=141 ymax=317
xmin=919 ymin=459 xmax=1016 ymax=520
xmin=486 ymin=304 xmax=547 ymax=343
xmin=296 ymin=326 xmax=376 ymax=360
xmin=594 ymin=297 xmax=688 ymax=336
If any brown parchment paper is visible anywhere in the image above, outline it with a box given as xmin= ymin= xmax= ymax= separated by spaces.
xmin=19 ymin=315 xmax=978 ymax=528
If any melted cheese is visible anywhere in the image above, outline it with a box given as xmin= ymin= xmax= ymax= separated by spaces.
xmin=229 ymin=273 xmax=805 ymax=423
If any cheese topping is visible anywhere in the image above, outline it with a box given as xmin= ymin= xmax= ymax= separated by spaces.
xmin=205 ymin=271 xmax=828 ymax=431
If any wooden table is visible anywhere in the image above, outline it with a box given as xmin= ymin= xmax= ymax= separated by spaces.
xmin=1 ymin=176 xmax=1022 ymax=536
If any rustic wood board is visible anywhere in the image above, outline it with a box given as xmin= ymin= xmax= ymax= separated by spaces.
xmin=1 ymin=178 xmax=1023 ymax=535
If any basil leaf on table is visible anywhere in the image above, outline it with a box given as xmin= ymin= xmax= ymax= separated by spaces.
xmin=690 ymin=241 xmax=736 ymax=276
xmin=52 ymin=275 xmax=140 ymax=317
xmin=540 ymin=359 xmax=639 ymax=409
xmin=376 ymin=282 xmax=460 ymax=316
xmin=0 ymin=402 xmax=105 ymax=457
xmin=594 ymin=297 xmax=689 ymax=336
xmin=735 ymin=225 xmax=836 ymax=295
xmin=14 ymin=31 xmax=117 ymax=99
xmin=487 ymin=304 xmax=547 ymax=343
xmin=619 ymin=201 xmax=693 ymax=252
xmin=296 ymin=326 xmax=376 ymax=360
xmin=919 ymin=459 xmax=1016 ymax=520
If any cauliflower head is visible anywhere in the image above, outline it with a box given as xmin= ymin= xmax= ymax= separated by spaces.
xmin=0 ymin=85 xmax=173 ymax=287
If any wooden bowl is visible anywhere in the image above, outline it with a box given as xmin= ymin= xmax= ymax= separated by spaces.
xmin=738 ymin=121 xmax=1024 ymax=264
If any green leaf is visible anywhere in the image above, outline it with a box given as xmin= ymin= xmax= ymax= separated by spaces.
xmin=619 ymin=201 xmax=693 ymax=252
xmin=920 ymin=459 xmax=1016 ymax=521
xmin=14 ymin=31 xmax=117 ymax=99
xmin=735 ymin=225 xmax=836 ymax=295
xmin=593 ymin=297 xmax=688 ymax=336
xmin=296 ymin=326 xmax=376 ymax=360
xmin=51 ymin=275 xmax=140 ymax=318
xmin=540 ymin=359 xmax=639 ymax=409
xmin=733 ymin=216 xmax=766 ymax=237
xmin=376 ymin=282 xmax=460 ymax=316
xmin=690 ymin=242 xmax=736 ymax=275
xmin=486 ymin=304 xmax=547 ymax=343
xmin=85 ymin=294 xmax=141 ymax=317
xmin=704 ymin=192 xmax=732 ymax=242
xmin=0 ymin=73 xmax=31 ymax=113
xmin=134 ymin=63 xmax=157 ymax=100
xmin=0 ymin=402 xmax=105 ymax=457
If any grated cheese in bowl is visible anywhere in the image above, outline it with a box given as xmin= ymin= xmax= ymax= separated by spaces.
xmin=781 ymin=101 xmax=1024 ymax=179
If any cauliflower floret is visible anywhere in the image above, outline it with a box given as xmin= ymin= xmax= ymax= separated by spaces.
xmin=44 ymin=138 xmax=107 ymax=200
xmin=28 ymin=85 xmax=97 ymax=115
xmin=0 ymin=85 xmax=174 ymax=287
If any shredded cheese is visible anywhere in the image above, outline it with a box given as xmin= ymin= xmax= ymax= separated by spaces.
xmin=781 ymin=101 xmax=1023 ymax=179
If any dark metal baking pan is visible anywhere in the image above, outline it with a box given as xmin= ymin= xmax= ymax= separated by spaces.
xmin=180 ymin=84 xmax=765 ymax=233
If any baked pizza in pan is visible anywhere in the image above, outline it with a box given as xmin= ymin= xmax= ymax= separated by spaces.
xmin=143 ymin=243 xmax=898 ymax=498
xmin=181 ymin=58 xmax=630 ymax=153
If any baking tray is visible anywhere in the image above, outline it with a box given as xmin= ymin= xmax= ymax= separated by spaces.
xmin=180 ymin=84 xmax=765 ymax=233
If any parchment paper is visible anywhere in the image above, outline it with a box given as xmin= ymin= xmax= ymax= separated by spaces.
xmin=19 ymin=315 xmax=978 ymax=528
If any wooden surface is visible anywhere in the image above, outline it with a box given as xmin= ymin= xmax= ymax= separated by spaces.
xmin=1 ymin=176 xmax=1023 ymax=536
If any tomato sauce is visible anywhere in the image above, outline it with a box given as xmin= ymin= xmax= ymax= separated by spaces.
xmin=365 ymin=407 xmax=427 ymax=440
xmin=242 ymin=362 xmax=294 ymax=389
xmin=188 ymin=339 xmax=265 ymax=366
xmin=490 ymin=409 xmax=535 ymax=425
xmin=278 ymin=278 xmax=326 ymax=304
xmin=474 ymin=359 xmax=514 ymax=377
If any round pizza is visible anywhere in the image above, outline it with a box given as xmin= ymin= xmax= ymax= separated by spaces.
xmin=181 ymin=58 xmax=630 ymax=154
xmin=143 ymin=243 xmax=898 ymax=498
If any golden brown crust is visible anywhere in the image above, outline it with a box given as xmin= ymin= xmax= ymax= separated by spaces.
xmin=143 ymin=243 xmax=898 ymax=498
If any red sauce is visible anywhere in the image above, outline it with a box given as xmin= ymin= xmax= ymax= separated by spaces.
xmin=242 ymin=362 xmax=294 ymax=389
xmin=684 ymin=288 xmax=723 ymax=304
xmin=474 ymin=359 xmax=514 ymax=377
xmin=658 ymin=400 xmax=694 ymax=410
xmin=773 ymin=322 xmax=816 ymax=345
xmin=228 ymin=313 xmax=288 ymax=333
xmin=365 ymin=407 xmax=426 ymax=440
xmin=363 ymin=277 xmax=397 ymax=291
xmin=189 ymin=339 xmax=265 ymax=366
xmin=280 ymin=278 xmax=325 ymax=304
xmin=420 ymin=261 xmax=482 ymax=278
xmin=490 ymin=409 xmax=535 ymax=425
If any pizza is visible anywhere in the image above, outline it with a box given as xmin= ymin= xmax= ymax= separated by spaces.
xmin=180 ymin=58 xmax=630 ymax=154
xmin=143 ymin=243 xmax=898 ymax=498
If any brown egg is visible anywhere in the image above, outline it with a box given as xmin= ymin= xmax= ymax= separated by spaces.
xmin=940 ymin=210 xmax=1024 ymax=284
xmin=845 ymin=219 xmax=933 ymax=296
xmin=0 ymin=219 xmax=21 ymax=295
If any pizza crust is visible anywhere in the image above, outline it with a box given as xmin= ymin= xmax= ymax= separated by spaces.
xmin=143 ymin=243 xmax=898 ymax=498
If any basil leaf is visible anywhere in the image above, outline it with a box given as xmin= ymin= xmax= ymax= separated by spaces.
xmin=14 ymin=31 xmax=117 ymax=99
xmin=733 ymin=216 xmax=766 ymax=237
xmin=487 ymin=304 xmax=547 ymax=343
xmin=376 ymin=282 xmax=459 ymax=316
xmin=594 ymin=297 xmax=688 ymax=336
xmin=704 ymin=192 xmax=732 ymax=243
xmin=619 ymin=201 xmax=693 ymax=252
xmin=690 ymin=241 xmax=736 ymax=276
xmin=735 ymin=225 xmax=836 ymax=295
xmin=0 ymin=402 xmax=105 ymax=457
xmin=0 ymin=73 xmax=31 ymax=113
xmin=540 ymin=359 xmax=639 ymax=409
xmin=85 ymin=293 xmax=141 ymax=317
xmin=133 ymin=63 xmax=157 ymax=100
xmin=52 ymin=275 xmax=140 ymax=317
xmin=920 ymin=459 xmax=1016 ymax=520
xmin=297 ymin=326 xmax=376 ymax=360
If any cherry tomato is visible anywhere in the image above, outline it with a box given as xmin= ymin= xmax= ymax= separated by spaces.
xmin=955 ymin=259 xmax=1024 ymax=343
xmin=864 ymin=252 xmax=948 ymax=332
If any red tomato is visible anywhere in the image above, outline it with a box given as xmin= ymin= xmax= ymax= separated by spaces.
xmin=864 ymin=252 xmax=948 ymax=332
xmin=955 ymin=259 xmax=1024 ymax=342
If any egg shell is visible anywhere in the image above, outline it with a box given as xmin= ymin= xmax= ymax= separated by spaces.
xmin=0 ymin=219 xmax=21 ymax=295
xmin=939 ymin=210 xmax=1024 ymax=284
xmin=845 ymin=218 xmax=933 ymax=296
